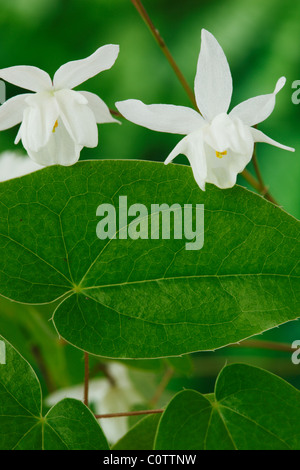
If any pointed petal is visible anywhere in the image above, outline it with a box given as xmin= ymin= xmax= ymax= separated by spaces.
xmin=230 ymin=77 xmax=286 ymax=126
xmin=53 ymin=45 xmax=119 ymax=90
xmin=164 ymin=137 xmax=187 ymax=164
xmin=194 ymin=29 xmax=233 ymax=121
xmin=185 ymin=134 xmax=207 ymax=191
xmin=79 ymin=91 xmax=120 ymax=124
xmin=0 ymin=66 xmax=52 ymax=92
xmin=14 ymin=126 xmax=22 ymax=145
xmin=0 ymin=93 xmax=32 ymax=130
xmin=55 ymin=89 xmax=98 ymax=147
xmin=26 ymin=119 xmax=82 ymax=166
xmin=251 ymin=127 xmax=295 ymax=152
xmin=116 ymin=99 xmax=204 ymax=134
xmin=165 ymin=132 xmax=207 ymax=191
xmin=18 ymin=93 xmax=59 ymax=152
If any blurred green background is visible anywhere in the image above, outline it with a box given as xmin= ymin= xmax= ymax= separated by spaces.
xmin=0 ymin=0 xmax=299 ymax=409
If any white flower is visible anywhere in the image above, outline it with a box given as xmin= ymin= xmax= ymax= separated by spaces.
xmin=116 ymin=30 xmax=294 ymax=190
xmin=0 ymin=45 xmax=120 ymax=166
xmin=45 ymin=363 xmax=143 ymax=445
xmin=0 ymin=151 xmax=43 ymax=182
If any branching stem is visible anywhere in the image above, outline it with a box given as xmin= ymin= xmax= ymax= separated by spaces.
xmin=251 ymin=148 xmax=278 ymax=205
xmin=149 ymin=367 xmax=174 ymax=407
xmin=130 ymin=0 xmax=197 ymax=108
xmin=232 ymin=339 xmax=292 ymax=353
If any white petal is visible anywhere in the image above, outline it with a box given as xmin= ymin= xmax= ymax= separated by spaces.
xmin=79 ymin=91 xmax=120 ymax=124
xmin=164 ymin=137 xmax=187 ymax=164
xmin=205 ymin=142 xmax=253 ymax=189
xmin=165 ymin=132 xmax=207 ymax=191
xmin=206 ymin=159 xmax=237 ymax=188
xmin=0 ymin=66 xmax=52 ymax=92
xmin=0 ymin=93 xmax=31 ymax=130
xmin=53 ymin=45 xmax=119 ymax=90
xmin=0 ymin=151 xmax=43 ymax=182
xmin=18 ymin=93 xmax=59 ymax=152
xmin=194 ymin=29 xmax=233 ymax=121
xmin=55 ymin=89 xmax=98 ymax=148
xmin=203 ymin=117 xmax=254 ymax=188
xmin=250 ymin=127 xmax=295 ymax=152
xmin=16 ymin=108 xmax=31 ymax=148
xmin=26 ymin=119 xmax=82 ymax=166
xmin=14 ymin=126 xmax=23 ymax=145
xmin=116 ymin=99 xmax=204 ymax=134
xmin=230 ymin=77 xmax=286 ymax=126
xmin=204 ymin=114 xmax=254 ymax=155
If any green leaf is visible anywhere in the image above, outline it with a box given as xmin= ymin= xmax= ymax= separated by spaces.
xmin=155 ymin=363 xmax=300 ymax=450
xmin=113 ymin=413 xmax=161 ymax=450
xmin=0 ymin=161 xmax=299 ymax=358
xmin=112 ymin=358 xmax=165 ymax=373
xmin=0 ymin=335 xmax=109 ymax=450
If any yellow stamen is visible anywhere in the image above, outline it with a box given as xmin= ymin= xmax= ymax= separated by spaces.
xmin=52 ymin=120 xmax=58 ymax=133
xmin=216 ymin=150 xmax=227 ymax=159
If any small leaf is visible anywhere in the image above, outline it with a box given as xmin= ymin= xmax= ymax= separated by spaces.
xmin=44 ymin=398 xmax=108 ymax=450
xmin=155 ymin=363 xmax=300 ymax=450
xmin=113 ymin=413 xmax=161 ymax=450
xmin=0 ymin=335 xmax=109 ymax=450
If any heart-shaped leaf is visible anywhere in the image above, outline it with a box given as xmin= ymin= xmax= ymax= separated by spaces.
xmin=0 ymin=335 xmax=109 ymax=450
xmin=0 ymin=161 xmax=299 ymax=358
xmin=113 ymin=413 xmax=161 ymax=450
xmin=155 ymin=363 xmax=300 ymax=450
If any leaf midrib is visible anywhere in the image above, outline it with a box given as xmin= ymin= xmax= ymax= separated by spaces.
xmin=82 ymin=272 xmax=299 ymax=292
xmin=217 ymin=404 xmax=291 ymax=449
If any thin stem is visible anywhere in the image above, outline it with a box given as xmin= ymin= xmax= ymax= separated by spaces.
xmin=110 ymin=108 xmax=124 ymax=119
xmin=252 ymin=144 xmax=264 ymax=189
xmin=130 ymin=0 xmax=197 ymax=109
xmin=242 ymin=164 xmax=278 ymax=205
xmin=241 ymin=168 xmax=261 ymax=192
xmin=84 ymin=352 xmax=89 ymax=407
xmin=95 ymin=408 xmax=164 ymax=419
xmin=149 ymin=367 xmax=174 ymax=407
xmin=30 ymin=344 xmax=56 ymax=393
xmin=232 ymin=339 xmax=292 ymax=353
xmin=90 ymin=361 xmax=116 ymax=386
xmin=252 ymin=149 xmax=278 ymax=205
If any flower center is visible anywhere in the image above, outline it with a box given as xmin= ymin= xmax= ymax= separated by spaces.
xmin=52 ymin=120 xmax=58 ymax=133
xmin=215 ymin=150 xmax=227 ymax=159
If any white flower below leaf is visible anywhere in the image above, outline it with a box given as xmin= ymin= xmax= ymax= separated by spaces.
xmin=116 ymin=30 xmax=294 ymax=190
xmin=45 ymin=363 xmax=143 ymax=445
xmin=0 ymin=151 xmax=43 ymax=182
xmin=0 ymin=45 xmax=120 ymax=166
